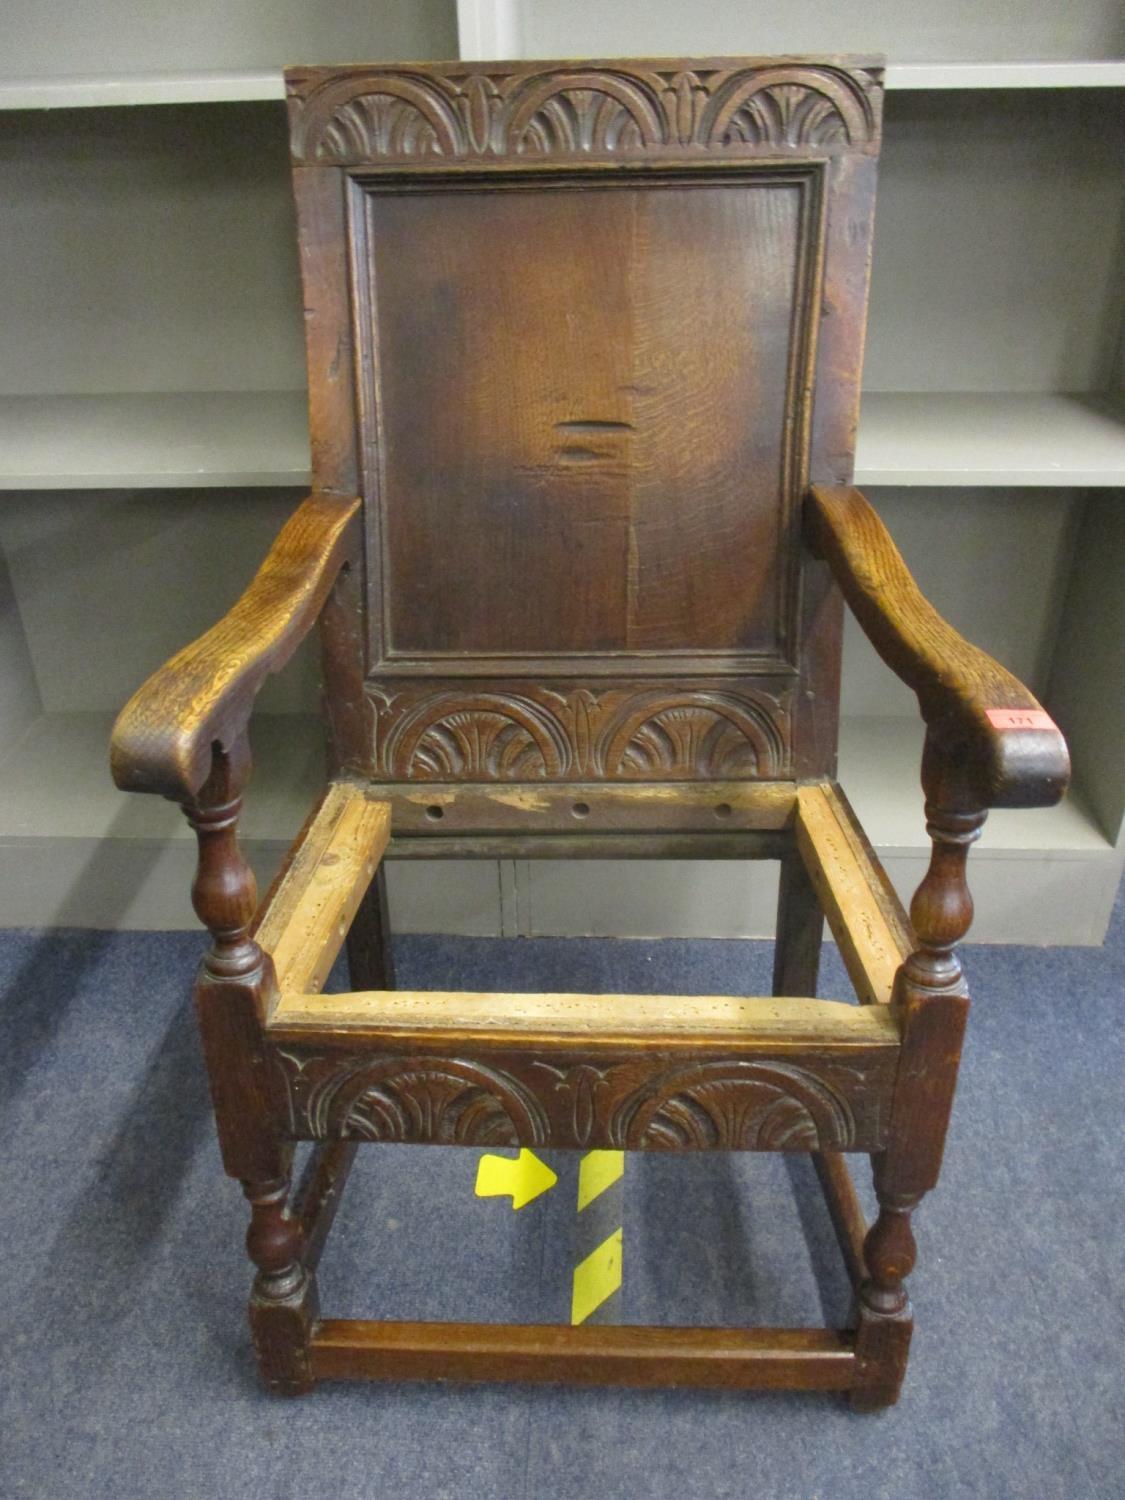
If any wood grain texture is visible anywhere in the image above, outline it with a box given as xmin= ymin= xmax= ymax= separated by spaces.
xmin=851 ymin=1299 xmax=912 ymax=1412
xmin=110 ymin=494 xmax=359 ymax=801
xmin=363 ymin=176 xmax=809 ymax=668
xmin=386 ymin=830 xmax=788 ymax=861
xmin=807 ymin=485 xmax=1070 ymax=808
xmin=291 ymin=169 xmax=361 ymax=500
xmin=309 ymin=1320 xmax=857 ymax=1390
xmin=387 ymin=779 xmax=796 ymax=834
xmin=881 ymin=990 xmax=970 ymax=1199
xmin=255 ymin=781 xmax=390 ymax=998
xmin=269 ymin=988 xmax=898 ymax=1042
xmin=795 ymin=782 xmax=913 ymax=1005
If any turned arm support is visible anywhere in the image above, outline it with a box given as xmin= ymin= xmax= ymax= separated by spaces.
xmin=110 ymin=493 xmax=360 ymax=805
xmin=805 ymin=484 xmax=1069 ymax=811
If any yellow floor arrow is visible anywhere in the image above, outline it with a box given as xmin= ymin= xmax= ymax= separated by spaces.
xmin=474 ymin=1148 xmax=558 ymax=1210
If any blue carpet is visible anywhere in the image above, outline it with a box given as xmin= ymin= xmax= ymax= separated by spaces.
xmin=1 ymin=890 xmax=1122 ymax=1500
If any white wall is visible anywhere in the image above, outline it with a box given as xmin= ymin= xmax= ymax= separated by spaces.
xmin=2 ymin=0 xmax=458 ymax=78
xmin=500 ymin=0 xmax=1125 ymax=64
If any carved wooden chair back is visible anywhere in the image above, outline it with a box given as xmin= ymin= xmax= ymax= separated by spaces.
xmin=286 ymin=59 xmax=883 ymax=812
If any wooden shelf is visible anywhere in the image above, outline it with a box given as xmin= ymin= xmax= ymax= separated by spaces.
xmin=885 ymin=61 xmax=1125 ymax=90
xmin=3 ymin=389 xmax=1124 ymax=492
xmin=0 ymin=70 xmax=286 ymax=110
xmin=855 ymin=393 xmax=1125 ymax=487
xmin=0 ymin=392 xmax=310 ymax=490
xmin=2 ymin=61 xmax=1123 ymax=110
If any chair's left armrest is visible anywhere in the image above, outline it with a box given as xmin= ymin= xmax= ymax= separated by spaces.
xmin=111 ymin=493 xmax=360 ymax=804
xmin=805 ymin=484 xmax=1069 ymax=810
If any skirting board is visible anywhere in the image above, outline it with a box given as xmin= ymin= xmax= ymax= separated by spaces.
xmin=0 ymin=837 xmax=1117 ymax=946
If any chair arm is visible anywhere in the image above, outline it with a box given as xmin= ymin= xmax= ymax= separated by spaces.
xmin=111 ymin=493 xmax=360 ymax=803
xmin=805 ymin=484 xmax=1069 ymax=810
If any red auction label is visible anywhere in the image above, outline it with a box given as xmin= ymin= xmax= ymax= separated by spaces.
xmin=985 ymin=708 xmax=1057 ymax=730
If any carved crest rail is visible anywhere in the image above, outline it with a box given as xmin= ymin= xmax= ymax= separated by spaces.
xmin=288 ymin=60 xmax=882 ymax=165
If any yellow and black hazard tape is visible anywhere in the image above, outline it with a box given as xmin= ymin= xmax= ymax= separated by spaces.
xmin=571 ymin=1150 xmax=624 ymax=1325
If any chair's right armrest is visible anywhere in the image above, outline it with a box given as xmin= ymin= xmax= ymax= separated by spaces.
xmin=110 ymin=493 xmax=360 ymax=804
xmin=806 ymin=484 xmax=1069 ymax=810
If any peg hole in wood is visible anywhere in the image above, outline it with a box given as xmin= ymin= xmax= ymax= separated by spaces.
xmin=714 ymin=802 xmax=733 ymax=819
xmin=425 ymin=805 xmax=444 ymax=821
xmin=571 ymin=802 xmax=590 ymax=819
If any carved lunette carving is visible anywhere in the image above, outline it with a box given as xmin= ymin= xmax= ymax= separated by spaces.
xmin=289 ymin=62 xmax=881 ymax=165
xmin=273 ymin=1047 xmax=892 ymax=1151
xmin=367 ymin=682 xmax=792 ymax=782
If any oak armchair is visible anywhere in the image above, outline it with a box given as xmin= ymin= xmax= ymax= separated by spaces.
xmin=111 ymin=57 xmax=1068 ymax=1408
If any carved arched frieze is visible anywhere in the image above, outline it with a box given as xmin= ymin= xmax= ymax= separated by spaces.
xmin=370 ymin=682 xmax=791 ymax=781
xmin=275 ymin=1050 xmax=878 ymax=1152
xmin=278 ymin=1051 xmax=550 ymax=1146
xmin=596 ymin=689 xmax=786 ymax=778
xmin=504 ymin=71 xmax=666 ymax=155
xmin=379 ymin=691 xmax=573 ymax=780
xmin=608 ymin=1060 xmax=857 ymax=1150
xmin=291 ymin=62 xmax=879 ymax=164
xmin=702 ymin=68 xmax=872 ymax=149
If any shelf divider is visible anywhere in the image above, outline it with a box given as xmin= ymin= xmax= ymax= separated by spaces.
xmin=1 ymin=61 xmax=1123 ymax=111
xmin=0 ymin=69 xmax=287 ymax=110
xmin=855 ymin=392 xmax=1125 ymax=488
xmin=0 ymin=392 xmax=310 ymax=490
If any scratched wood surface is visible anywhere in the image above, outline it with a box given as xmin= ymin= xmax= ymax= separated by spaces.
xmin=269 ymin=987 xmax=898 ymax=1041
xmin=795 ymin=782 xmax=913 ymax=1004
xmin=255 ymin=782 xmax=390 ymax=997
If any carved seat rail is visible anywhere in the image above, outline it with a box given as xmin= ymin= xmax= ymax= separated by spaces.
xmin=264 ymin=990 xmax=900 ymax=1153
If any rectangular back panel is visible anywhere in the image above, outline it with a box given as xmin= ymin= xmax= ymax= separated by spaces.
xmin=287 ymin=60 xmax=882 ymax=785
xmin=363 ymin=172 xmax=814 ymax=664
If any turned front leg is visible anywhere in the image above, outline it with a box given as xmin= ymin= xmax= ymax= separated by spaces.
xmin=852 ymin=789 xmax=982 ymax=1411
xmin=244 ymin=1174 xmax=319 ymax=1396
xmin=861 ymin=1175 xmax=920 ymax=1319
xmin=185 ymin=741 xmax=319 ymax=1394
xmin=245 ymin=1175 xmax=305 ymax=1300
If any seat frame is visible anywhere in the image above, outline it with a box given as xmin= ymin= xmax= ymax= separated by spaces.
xmin=245 ymin=773 xmax=908 ymax=1401
xmin=109 ymin=56 xmax=1070 ymax=1409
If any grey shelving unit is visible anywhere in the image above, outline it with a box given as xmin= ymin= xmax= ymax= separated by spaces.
xmin=0 ymin=0 xmax=1121 ymax=941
